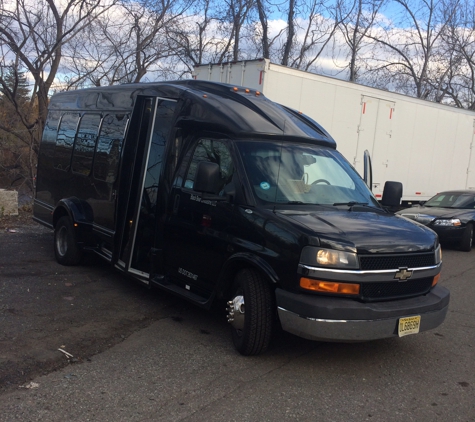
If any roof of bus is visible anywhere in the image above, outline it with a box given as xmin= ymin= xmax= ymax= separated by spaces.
xmin=49 ymin=80 xmax=336 ymax=148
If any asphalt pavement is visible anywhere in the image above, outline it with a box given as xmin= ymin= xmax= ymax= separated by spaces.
xmin=0 ymin=225 xmax=474 ymax=422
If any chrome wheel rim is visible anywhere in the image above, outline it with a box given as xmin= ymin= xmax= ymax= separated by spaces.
xmin=56 ymin=226 xmax=68 ymax=257
xmin=227 ymin=295 xmax=245 ymax=330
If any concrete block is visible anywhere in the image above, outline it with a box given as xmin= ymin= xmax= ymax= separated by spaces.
xmin=0 ymin=189 xmax=19 ymax=216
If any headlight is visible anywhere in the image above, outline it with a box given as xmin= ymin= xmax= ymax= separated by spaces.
xmin=432 ymin=218 xmax=461 ymax=226
xmin=435 ymin=244 xmax=442 ymax=265
xmin=300 ymin=246 xmax=359 ymax=269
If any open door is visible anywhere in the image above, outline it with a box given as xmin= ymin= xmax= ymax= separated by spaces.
xmin=116 ymin=97 xmax=177 ymax=283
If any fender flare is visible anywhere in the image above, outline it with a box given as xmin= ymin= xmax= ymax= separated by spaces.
xmin=215 ymin=252 xmax=280 ymax=299
xmin=52 ymin=197 xmax=94 ymax=229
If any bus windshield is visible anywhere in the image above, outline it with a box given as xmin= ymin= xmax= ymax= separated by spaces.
xmin=237 ymin=141 xmax=380 ymax=208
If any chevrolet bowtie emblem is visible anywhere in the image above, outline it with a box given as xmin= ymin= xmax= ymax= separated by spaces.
xmin=395 ymin=268 xmax=413 ymax=281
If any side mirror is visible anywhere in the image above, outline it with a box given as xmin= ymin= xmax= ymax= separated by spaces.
xmin=381 ymin=181 xmax=403 ymax=208
xmin=194 ymin=161 xmax=220 ymax=195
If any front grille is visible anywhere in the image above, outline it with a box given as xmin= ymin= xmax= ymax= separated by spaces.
xmin=360 ymin=277 xmax=433 ymax=301
xmin=359 ymin=252 xmax=435 ymax=271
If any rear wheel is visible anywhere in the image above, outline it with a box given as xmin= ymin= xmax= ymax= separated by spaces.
xmin=54 ymin=216 xmax=82 ymax=265
xmin=459 ymin=223 xmax=473 ymax=252
xmin=227 ymin=269 xmax=274 ymax=356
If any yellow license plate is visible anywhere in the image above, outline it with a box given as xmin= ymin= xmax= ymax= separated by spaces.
xmin=398 ymin=315 xmax=421 ymax=337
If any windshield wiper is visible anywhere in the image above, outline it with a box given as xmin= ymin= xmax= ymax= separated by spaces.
xmin=333 ymin=201 xmax=386 ymax=213
xmin=282 ymin=201 xmax=332 ymax=208
xmin=333 ymin=201 xmax=368 ymax=206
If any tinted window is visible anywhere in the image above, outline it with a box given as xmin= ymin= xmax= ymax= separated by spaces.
xmin=43 ymin=111 xmax=61 ymax=144
xmin=237 ymin=141 xmax=379 ymax=206
xmin=425 ymin=193 xmax=475 ymax=208
xmin=141 ymin=101 xmax=176 ymax=208
xmin=184 ymin=139 xmax=234 ymax=195
xmin=71 ymin=114 xmax=102 ymax=176
xmin=93 ymin=114 xmax=129 ymax=183
xmin=54 ymin=113 xmax=80 ymax=171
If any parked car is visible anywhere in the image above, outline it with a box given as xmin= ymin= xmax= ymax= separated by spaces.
xmin=397 ymin=190 xmax=475 ymax=251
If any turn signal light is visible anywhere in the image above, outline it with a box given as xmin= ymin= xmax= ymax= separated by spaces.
xmin=432 ymin=273 xmax=440 ymax=286
xmin=300 ymin=278 xmax=360 ymax=295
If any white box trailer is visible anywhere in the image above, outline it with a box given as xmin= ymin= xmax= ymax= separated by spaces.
xmin=193 ymin=58 xmax=475 ymax=203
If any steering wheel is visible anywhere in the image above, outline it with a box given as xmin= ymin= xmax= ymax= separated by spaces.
xmin=311 ymin=179 xmax=331 ymax=185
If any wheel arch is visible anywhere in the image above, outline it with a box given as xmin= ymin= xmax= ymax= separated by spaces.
xmin=52 ymin=198 xmax=93 ymax=228
xmin=215 ymin=252 xmax=280 ymax=301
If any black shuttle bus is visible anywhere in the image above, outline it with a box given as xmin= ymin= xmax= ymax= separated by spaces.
xmin=34 ymin=80 xmax=449 ymax=355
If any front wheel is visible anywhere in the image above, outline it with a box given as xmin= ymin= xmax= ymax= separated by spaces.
xmin=54 ymin=216 xmax=82 ymax=265
xmin=459 ymin=222 xmax=473 ymax=252
xmin=227 ymin=269 xmax=274 ymax=356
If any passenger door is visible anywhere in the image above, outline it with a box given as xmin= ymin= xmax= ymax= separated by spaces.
xmin=117 ymin=97 xmax=177 ymax=283
xmin=163 ymin=138 xmax=236 ymax=302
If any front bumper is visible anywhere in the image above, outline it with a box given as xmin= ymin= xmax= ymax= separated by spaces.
xmin=276 ymin=285 xmax=450 ymax=342
xmin=430 ymin=225 xmax=465 ymax=243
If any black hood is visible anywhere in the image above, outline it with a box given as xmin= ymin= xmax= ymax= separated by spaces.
xmin=278 ymin=209 xmax=437 ymax=254
xmin=397 ymin=205 xmax=475 ymax=225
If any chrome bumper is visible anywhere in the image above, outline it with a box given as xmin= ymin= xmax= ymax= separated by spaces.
xmin=276 ymin=286 xmax=450 ymax=342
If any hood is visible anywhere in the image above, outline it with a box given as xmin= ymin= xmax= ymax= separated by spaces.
xmin=278 ymin=208 xmax=437 ymax=254
xmin=397 ymin=205 xmax=474 ymax=225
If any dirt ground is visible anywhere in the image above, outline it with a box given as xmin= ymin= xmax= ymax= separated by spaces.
xmin=0 ymin=212 xmax=193 ymax=394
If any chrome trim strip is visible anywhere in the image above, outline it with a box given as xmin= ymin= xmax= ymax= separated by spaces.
xmin=298 ymin=263 xmax=440 ymax=275
xmin=128 ymin=268 xmax=150 ymax=284
xmin=277 ymin=308 xmax=354 ymax=323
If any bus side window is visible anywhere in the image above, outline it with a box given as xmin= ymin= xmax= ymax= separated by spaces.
xmin=39 ymin=111 xmax=61 ymax=168
xmin=43 ymin=111 xmax=61 ymax=144
xmin=71 ymin=113 xmax=102 ymax=177
xmin=93 ymin=114 xmax=129 ymax=183
xmin=54 ymin=113 xmax=80 ymax=172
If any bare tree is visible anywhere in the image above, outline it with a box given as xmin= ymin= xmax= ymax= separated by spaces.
xmin=337 ymin=0 xmax=385 ymax=81
xmin=0 ymin=0 xmax=115 ymax=191
xmin=60 ymin=9 xmax=134 ymax=88
xmin=165 ymin=0 xmax=233 ymax=72
xmin=236 ymin=0 xmax=257 ymax=60
xmin=290 ymin=0 xmax=347 ymax=72
xmin=255 ymin=0 xmax=271 ymax=58
xmin=15 ymin=0 xmax=195 ymax=93
xmin=364 ymin=0 xmax=459 ymax=98
xmin=437 ymin=0 xmax=475 ymax=109
xmin=0 ymin=60 xmax=33 ymax=192
xmin=281 ymin=0 xmax=296 ymax=65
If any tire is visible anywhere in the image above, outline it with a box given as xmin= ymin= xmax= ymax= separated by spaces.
xmin=227 ymin=269 xmax=274 ymax=356
xmin=459 ymin=222 xmax=473 ymax=252
xmin=54 ymin=216 xmax=82 ymax=265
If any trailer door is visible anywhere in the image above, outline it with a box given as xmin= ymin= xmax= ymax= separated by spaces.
xmin=465 ymin=120 xmax=475 ymax=189
xmin=117 ymin=97 xmax=177 ymax=282
xmin=354 ymin=96 xmax=395 ymax=197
